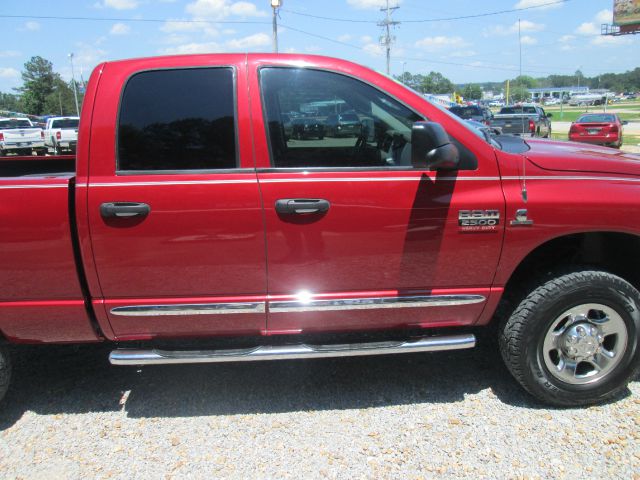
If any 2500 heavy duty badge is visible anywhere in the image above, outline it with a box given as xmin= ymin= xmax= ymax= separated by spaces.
xmin=458 ymin=210 xmax=500 ymax=227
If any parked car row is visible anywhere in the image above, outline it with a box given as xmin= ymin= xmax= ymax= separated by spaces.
xmin=448 ymin=104 xmax=552 ymax=138
xmin=0 ymin=116 xmax=79 ymax=156
xmin=448 ymin=102 xmax=629 ymax=149
xmin=281 ymin=111 xmax=366 ymax=141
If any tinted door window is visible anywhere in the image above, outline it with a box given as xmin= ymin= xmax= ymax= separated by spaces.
xmin=260 ymin=68 xmax=422 ymax=169
xmin=118 ymin=68 xmax=237 ymax=171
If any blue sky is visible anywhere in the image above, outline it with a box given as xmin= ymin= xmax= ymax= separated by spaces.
xmin=0 ymin=0 xmax=638 ymax=92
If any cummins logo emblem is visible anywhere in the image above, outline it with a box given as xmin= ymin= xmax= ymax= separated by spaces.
xmin=458 ymin=210 xmax=500 ymax=227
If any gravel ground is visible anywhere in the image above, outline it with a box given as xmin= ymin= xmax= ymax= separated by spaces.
xmin=0 ymin=342 xmax=638 ymax=479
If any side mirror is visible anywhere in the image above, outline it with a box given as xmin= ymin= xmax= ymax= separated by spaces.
xmin=411 ymin=122 xmax=459 ymax=170
xmin=546 ymin=112 xmax=553 ymax=118
xmin=622 ymin=120 xmax=629 ymax=125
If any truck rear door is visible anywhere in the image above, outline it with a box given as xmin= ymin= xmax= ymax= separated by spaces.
xmin=83 ymin=57 xmax=267 ymax=340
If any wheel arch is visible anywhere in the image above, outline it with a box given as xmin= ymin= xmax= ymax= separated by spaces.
xmin=501 ymin=231 xmax=640 ymax=306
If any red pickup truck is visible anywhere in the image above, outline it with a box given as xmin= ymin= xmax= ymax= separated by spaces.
xmin=1 ymin=54 xmax=639 ymax=407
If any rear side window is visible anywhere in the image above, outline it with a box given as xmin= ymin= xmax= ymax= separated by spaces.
xmin=576 ymin=114 xmax=616 ymax=123
xmin=118 ymin=67 xmax=237 ymax=172
xmin=0 ymin=119 xmax=32 ymax=129
xmin=52 ymin=119 xmax=79 ymax=129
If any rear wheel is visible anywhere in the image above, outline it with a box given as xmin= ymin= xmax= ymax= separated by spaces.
xmin=499 ymin=270 xmax=640 ymax=406
xmin=0 ymin=345 xmax=11 ymax=404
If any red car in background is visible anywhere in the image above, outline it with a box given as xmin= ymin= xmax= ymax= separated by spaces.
xmin=568 ymin=113 xmax=627 ymax=148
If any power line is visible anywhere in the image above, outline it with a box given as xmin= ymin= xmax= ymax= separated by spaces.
xmin=280 ymin=0 xmax=571 ymax=24
xmin=279 ymin=23 xmax=364 ymax=50
xmin=403 ymin=0 xmax=571 ymax=23
xmin=280 ymin=22 xmax=616 ymax=76
xmin=278 ymin=10 xmax=375 ymax=24
xmin=0 ymin=14 xmax=270 ymax=25
xmin=280 ymin=23 xmax=585 ymax=76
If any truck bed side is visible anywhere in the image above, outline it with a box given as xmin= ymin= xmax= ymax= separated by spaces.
xmin=0 ymin=173 xmax=100 ymax=343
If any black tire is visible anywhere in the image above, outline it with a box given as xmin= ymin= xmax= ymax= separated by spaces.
xmin=499 ymin=270 xmax=640 ymax=406
xmin=0 ymin=345 xmax=11 ymax=404
xmin=53 ymin=143 xmax=61 ymax=155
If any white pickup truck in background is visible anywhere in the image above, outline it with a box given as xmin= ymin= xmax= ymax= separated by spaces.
xmin=0 ymin=117 xmax=46 ymax=156
xmin=44 ymin=116 xmax=79 ymax=154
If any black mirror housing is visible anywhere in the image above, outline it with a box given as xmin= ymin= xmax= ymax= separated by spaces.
xmin=411 ymin=121 xmax=460 ymax=170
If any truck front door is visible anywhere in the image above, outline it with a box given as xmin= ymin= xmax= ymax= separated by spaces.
xmin=250 ymin=62 xmax=505 ymax=334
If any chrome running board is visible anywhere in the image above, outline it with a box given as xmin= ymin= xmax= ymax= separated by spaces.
xmin=109 ymin=334 xmax=475 ymax=365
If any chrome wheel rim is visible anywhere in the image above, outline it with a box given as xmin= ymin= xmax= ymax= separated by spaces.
xmin=542 ymin=303 xmax=628 ymax=385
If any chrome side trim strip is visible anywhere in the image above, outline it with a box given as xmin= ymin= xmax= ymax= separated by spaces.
xmin=91 ymin=179 xmax=257 ymax=187
xmin=501 ymin=175 xmax=640 ymax=183
xmin=268 ymin=294 xmax=486 ymax=313
xmin=110 ymin=302 xmax=266 ymax=316
xmin=109 ymin=333 xmax=476 ymax=365
xmin=0 ymin=184 xmax=69 ymax=189
xmin=259 ymin=177 xmax=499 ymax=183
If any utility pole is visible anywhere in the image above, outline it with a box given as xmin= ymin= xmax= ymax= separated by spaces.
xmin=378 ymin=0 xmax=399 ymax=76
xmin=271 ymin=0 xmax=282 ymax=53
xmin=68 ymin=53 xmax=80 ymax=117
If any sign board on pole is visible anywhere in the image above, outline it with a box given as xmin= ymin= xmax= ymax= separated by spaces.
xmin=613 ymin=0 xmax=640 ymax=26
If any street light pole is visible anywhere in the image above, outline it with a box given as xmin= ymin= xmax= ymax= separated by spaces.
xmin=401 ymin=61 xmax=407 ymax=83
xmin=68 ymin=53 xmax=80 ymax=116
xmin=271 ymin=0 xmax=281 ymax=53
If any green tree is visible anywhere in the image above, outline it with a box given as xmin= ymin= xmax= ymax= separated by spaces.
xmin=513 ymin=75 xmax=538 ymax=89
xmin=462 ymin=83 xmax=482 ymax=100
xmin=0 ymin=92 xmax=21 ymax=113
xmin=43 ymin=78 xmax=80 ymax=116
xmin=17 ymin=56 xmax=58 ymax=115
xmin=393 ymin=72 xmax=427 ymax=92
xmin=420 ymin=71 xmax=455 ymax=94
xmin=510 ymin=75 xmax=538 ymax=102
